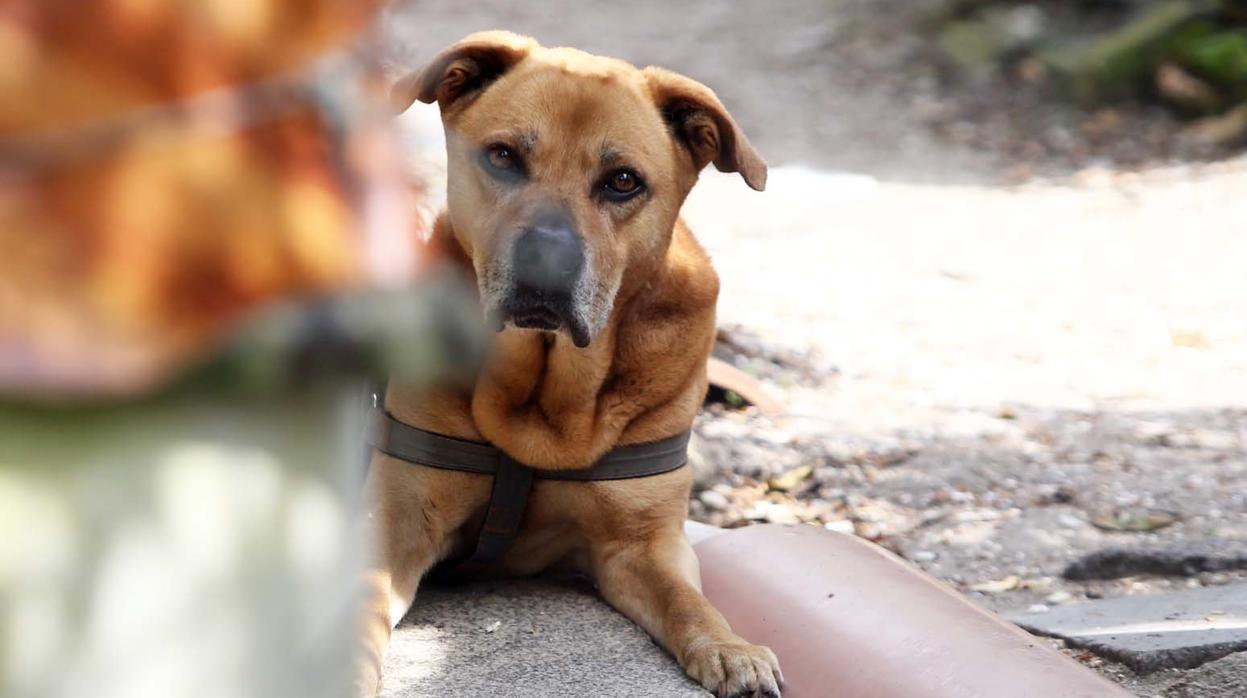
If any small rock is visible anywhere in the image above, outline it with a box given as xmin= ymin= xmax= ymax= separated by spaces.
xmin=1045 ymin=590 xmax=1074 ymax=605
xmin=999 ymin=4 xmax=1047 ymax=43
xmin=954 ymin=508 xmax=1002 ymax=523
xmin=482 ymin=620 xmax=501 ymax=633
xmin=824 ymin=519 xmax=856 ymax=535
xmin=698 ymin=490 xmax=730 ymax=512
xmin=1180 ymin=429 xmax=1238 ymax=451
xmin=755 ymin=430 xmax=794 ymax=447
xmin=910 ymin=550 xmax=938 ymax=563
xmin=761 ymin=501 xmax=799 ymax=525
xmin=1057 ymin=513 xmax=1086 ymax=529
xmin=1027 ymin=604 xmax=1050 ymax=614
xmin=1020 ymin=577 xmax=1055 ymax=592
xmin=948 ymin=490 xmax=976 ymax=505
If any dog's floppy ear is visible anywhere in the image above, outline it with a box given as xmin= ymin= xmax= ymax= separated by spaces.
xmin=390 ymin=31 xmax=536 ymax=114
xmin=644 ymin=67 xmax=767 ymax=191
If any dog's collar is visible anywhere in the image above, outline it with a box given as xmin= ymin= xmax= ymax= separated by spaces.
xmin=366 ymin=403 xmax=690 ymax=579
xmin=368 ymin=407 xmax=691 ymax=481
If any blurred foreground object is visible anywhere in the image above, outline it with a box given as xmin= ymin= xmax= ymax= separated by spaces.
xmin=0 ymin=3 xmax=475 ymax=697
xmin=0 ymin=0 xmax=450 ymax=400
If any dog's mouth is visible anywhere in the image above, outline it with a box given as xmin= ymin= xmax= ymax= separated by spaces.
xmin=489 ymin=293 xmax=592 ymax=348
xmin=510 ymin=307 xmax=561 ymax=332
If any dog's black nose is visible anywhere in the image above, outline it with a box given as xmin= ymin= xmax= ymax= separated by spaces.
xmin=512 ymin=214 xmax=583 ymax=294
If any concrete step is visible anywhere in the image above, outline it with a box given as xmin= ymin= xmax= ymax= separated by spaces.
xmin=1007 ymin=582 xmax=1247 ymax=673
xmin=381 ymin=578 xmax=708 ymax=698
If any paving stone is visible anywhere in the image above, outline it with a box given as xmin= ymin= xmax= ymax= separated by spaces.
xmin=381 ymin=578 xmax=708 ymax=698
xmin=1006 ymin=583 xmax=1247 ymax=673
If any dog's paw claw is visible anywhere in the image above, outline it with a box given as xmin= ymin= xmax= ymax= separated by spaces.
xmin=683 ymin=639 xmax=782 ymax=698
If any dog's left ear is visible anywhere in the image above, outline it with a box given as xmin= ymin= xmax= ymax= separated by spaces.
xmin=644 ymin=68 xmax=767 ymax=191
xmin=390 ymin=31 xmax=536 ymax=114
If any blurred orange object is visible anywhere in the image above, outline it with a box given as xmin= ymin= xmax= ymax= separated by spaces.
xmin=0 ymin=0 xmax=435 ymax=399
xmin=1 ymin=0 xmax=381 ymax=134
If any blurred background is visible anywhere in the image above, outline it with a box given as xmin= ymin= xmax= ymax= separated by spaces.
xmin=3 ymin=1 xmax=1245 ymax=697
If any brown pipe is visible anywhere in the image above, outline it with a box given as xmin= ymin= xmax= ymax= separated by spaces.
xmin=695 ymin=524 xmax=1131 ymax=698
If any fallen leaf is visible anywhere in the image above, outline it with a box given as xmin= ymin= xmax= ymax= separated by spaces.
xmin=1089 ymin=508 xmax=1180 ymax=532
xmin=1170 ymin=329 xmax=1210 ymax=349
xmin=1156 ymin=62 xmax=1221 ymax=112
xmin=970 ymin=575 xmax=1020 ymax=593
xmin=706 ymin=357 xmax=783 ymax=414
xmin=767 ymin=465 xmax=813 ymax=493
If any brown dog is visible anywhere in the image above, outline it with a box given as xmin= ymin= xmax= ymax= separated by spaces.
xmin=359 ymin=31 xmax=779 ymax=697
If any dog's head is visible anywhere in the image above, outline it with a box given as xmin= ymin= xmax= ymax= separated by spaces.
xmin=392 ymin=31 xmax=765 ymax=348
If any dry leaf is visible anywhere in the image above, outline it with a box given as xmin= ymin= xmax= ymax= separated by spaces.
xmin=706 ymin=357 xmax=783 ymax=414
xmin=1089 ymin=508 xmax=1180 ymax=532
xmin=970 ymin=575 xmax=1020 ymax=593
xmin=768 ymin=465 xmax=813 ymax=493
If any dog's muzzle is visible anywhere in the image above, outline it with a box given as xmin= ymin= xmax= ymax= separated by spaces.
xmin=493 ymin=213 xmax=592 ymax=347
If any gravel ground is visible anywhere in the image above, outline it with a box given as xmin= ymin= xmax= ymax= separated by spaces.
xmin=380 ymin=2 xmax=1247 ymax=694
xmin=683 ymin=163 xmax=1247 ymax=694
xmin=679 ymin=163 xmax=1247 ymax=694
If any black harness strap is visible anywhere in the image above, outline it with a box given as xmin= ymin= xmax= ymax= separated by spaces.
xmin=449 ymin=454 xmax=534 ymax=578
xmin=367 ymin=407 xmax=690 ymax=577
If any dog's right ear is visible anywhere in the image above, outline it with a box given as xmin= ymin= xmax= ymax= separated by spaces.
xmin=390 ymin=31 xmax=536 ymax=115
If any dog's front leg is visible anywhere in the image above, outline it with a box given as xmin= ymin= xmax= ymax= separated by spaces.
xmin=355 ymin=457 xmax=487 ymax=697
xmin=592 ymin=529 xmax=782 ymax=698
xmin=356 ymin=564 xmax=417 ymax=698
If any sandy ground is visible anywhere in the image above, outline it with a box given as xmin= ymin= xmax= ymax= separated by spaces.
xmin=380 ymin=1 xmax=1247 ymax=694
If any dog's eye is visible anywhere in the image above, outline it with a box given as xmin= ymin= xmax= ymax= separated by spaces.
xmin=480 ymin=144 xmax=525 ymax=181
xmin=487 ymin=146 xmax=515 ymax=169
xmin=601 ymin=169 xmax=645 ymax=201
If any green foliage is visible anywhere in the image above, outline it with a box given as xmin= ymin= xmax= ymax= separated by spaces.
xmin=1074 ymin=0 xmax=1208 ymax=102
xmin=1170 ymin=21 xmax=1247 ymax=97
xmin=934 ymin=0 xmax=1247 ymax=114
xmin=939 ymin=20 xmax=1009 ymax=71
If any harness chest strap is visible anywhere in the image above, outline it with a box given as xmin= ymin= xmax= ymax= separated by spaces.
xmin=366 ymin=407 xmax=691 ymax=577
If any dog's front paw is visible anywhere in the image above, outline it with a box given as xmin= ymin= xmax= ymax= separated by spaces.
xmin=682 ymin=638 xmax=782 ymax=698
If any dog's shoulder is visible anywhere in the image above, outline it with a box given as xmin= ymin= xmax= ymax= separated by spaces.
xmin=631 ymin=218 xmax=718 ymax=324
